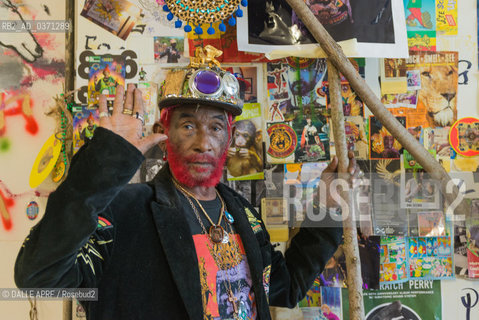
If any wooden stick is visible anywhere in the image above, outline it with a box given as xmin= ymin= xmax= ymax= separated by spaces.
xmin=328 ymin=61 xmax=365 ymax=319
xmin=285 ymin=0 xmax=469 ymax=224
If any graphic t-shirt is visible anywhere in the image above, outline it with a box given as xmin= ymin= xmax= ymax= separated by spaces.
xmin=178 ymin=191 xmax=257 ymax=320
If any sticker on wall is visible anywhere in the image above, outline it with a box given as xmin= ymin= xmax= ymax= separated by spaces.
xmin=29 ymin=134 xmax=62 ymax=188
xmin=267 ymin=123 xmax=297 ymax=160
xmin=26 ymin=201 xmax=39 ymax=220
xmin=449 ymin=117 xmax=479 ymax=157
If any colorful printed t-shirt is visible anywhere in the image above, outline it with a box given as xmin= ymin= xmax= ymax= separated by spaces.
xmin=178 ymin=191 xmax=257 ymax=320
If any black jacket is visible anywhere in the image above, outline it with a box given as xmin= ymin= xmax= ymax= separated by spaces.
xmin=14 ymin=127 xmax=342 ymax=319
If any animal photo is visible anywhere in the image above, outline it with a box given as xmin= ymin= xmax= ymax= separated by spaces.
xmin=227 ymin=119 xmax=264 ymax=179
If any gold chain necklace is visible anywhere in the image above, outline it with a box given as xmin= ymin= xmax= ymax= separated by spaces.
xmin=172 ymin=179 xmax=246 ymax=319
xmin=173 ymin=179 xmax=225 ymax=243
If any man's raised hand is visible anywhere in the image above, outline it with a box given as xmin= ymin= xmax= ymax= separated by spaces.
xmin=98 ymin=84 xmax=167 ymax=154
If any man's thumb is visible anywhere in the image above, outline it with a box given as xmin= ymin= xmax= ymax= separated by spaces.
xmin=139 ymin=134 xmax=168 ymax=153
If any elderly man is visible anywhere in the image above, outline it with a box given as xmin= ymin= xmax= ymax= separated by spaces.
xmin=14 ymin=59 xmax=358 ymax=319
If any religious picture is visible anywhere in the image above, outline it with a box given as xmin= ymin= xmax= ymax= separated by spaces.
xmin=227 ymin=103 xmax=264 ymax=181
xmin=88 ymin=55 xmax=125 ymax=107
xmin=72 ymin=106 xmax=100 ymax=154
xmin=154 ymin=36 xmax=188 ymax=64
xmin=81 ymin=0 xmax=142 ymax=40
xmin=369 ymin=116 xmax=406 ymax=160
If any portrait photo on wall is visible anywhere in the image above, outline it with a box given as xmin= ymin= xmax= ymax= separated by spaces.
xmin=88 ymin=55 xmax=125 ymax=107
xmin=292 ymin=105 xmax=330 ymax=163
xmin=154 ymin=36 xmax=189 ymax=64
xmin=369 ymin=116 xmax=406 ymax=159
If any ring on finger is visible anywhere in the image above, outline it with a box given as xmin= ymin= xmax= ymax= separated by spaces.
xmin=134 ymin=111 xmax=145 ymax=125
xmin=99 ymin=112 xmax=110 ymax=118
xmin=122 ymin=108 xmax=133 ymax=115
xmin=357 ymin=170 xmax=364 ymax=178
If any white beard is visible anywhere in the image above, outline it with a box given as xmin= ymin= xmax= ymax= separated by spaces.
xmin=433 ymin=107 xmax=454 ymax=127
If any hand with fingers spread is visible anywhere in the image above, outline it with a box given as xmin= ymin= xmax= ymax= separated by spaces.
xmin=98 ymin=84 xmax=167 ymax=155
xmin=320 ymin=151 xmax=361 ymax=208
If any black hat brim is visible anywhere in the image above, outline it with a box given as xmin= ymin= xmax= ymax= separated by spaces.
xmin=158 ymin=97 xmax=242 ymax=116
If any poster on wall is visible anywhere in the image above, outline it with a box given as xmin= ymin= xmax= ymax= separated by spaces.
xmin=342 ymin=280 xmax=442 ymax=320
xmin=369 ymin=116 xmax=406 ymax=160
xmin=404 ymin=0 xmax=436 ymax=51
xmin=386 ymin=51 xmax=458 ymax=128
xmin=239 ymin=0 xmax=408 ymax=58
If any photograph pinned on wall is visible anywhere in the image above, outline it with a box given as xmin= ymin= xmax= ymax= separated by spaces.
xmin=380 ymin=236 xmax=408 ymax=284
xmin=87 ymin=55 xmax=125 ymax=107
xmin=408 ymin=236 xmax=454 ymax=280
xmin=380 ymin=58 xmax=408 ymax=95
xmin=153 ymin=36 xmax=189 ymax=64
xmin=240 ymin=0 xmax=408 ymax=58
xmin=80 ymin=0 xmax=143 ymax=40
xmin=369 ymin=116 xmax=406 ymax=159
xmin=400 ymin=168 xmax=441 ymax=210
xmin=407 ymin=70 xmax=421 ymax=90
xmin=72 ymin=106 xmax=100 ymax=154
xmin=417 ymin=211 xmax=446 ymax=237
xmin=330 ymin=116 xmax=368 ymax=159
xmin=292 ymin=108 xmax=330 ymax=163
xmin=381 ymin=90 xmax=418 ymax=109
xmin=404 ymin=0 xmax=436 ymax=51
xmin=227 ymin=103 xmax=264 ymax=181
xmin=454 ymin=219 xmax=469 ymax=277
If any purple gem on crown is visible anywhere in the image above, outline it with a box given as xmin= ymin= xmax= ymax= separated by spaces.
xmin=194 ymin=70 xmax=221 ymax=94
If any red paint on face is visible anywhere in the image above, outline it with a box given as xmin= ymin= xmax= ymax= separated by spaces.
xmin=163 ymin=105 xmax=232 ymax=188
xmin=167 ymin=141 xmax=227 ymax=187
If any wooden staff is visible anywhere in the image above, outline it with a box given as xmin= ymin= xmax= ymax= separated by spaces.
xmin=285 ymin=0 xmax=468 ymax=226
xmin=328 ymin=61 xmax=365 ymax=319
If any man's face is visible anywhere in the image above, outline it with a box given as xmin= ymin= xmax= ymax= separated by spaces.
xmin=103 ymin=70 xmax=110 ymax=77
xmin=87 ymin=119 xmax=93 ymax=126
xmin=383 ymin=135 xmax=394 ymax=149
xmin=166 ymin=105 xmax=230 ymax=187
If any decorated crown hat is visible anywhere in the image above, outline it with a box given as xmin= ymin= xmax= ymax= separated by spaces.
xmin=158 ymin=45 xmax=242 ymax=116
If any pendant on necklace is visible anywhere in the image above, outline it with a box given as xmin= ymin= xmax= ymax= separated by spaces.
xmin=222 ymin=231 xmax=229 ymax=244
xmin=209 ymin=225 xmax=225 ymax=243
xmin=225 ymin=210 xmax=235 ymax=224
